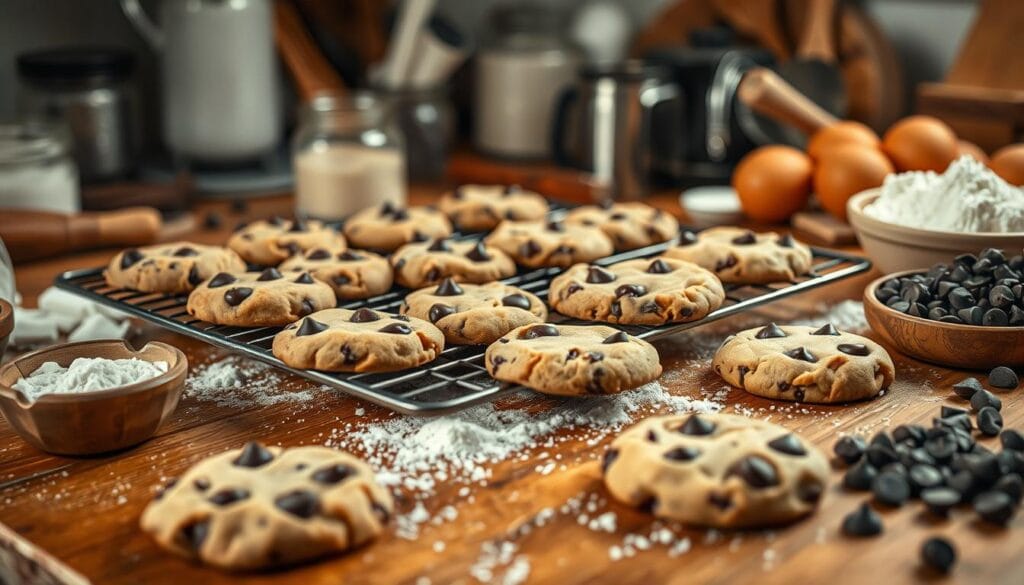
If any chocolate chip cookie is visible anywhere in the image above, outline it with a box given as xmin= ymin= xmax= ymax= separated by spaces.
xmin=662 ymin=227 xmax=813 ymax=284
xmin=438 ymin=184 xmax=549 ymax=231
xmin=484 ymin=324 xmax=661 ymax=396
xmin=342 ymin=202 xmax=453 ymax=252
xmin=603 ymin=413 xmax=829 ymax=528
xmin=548 ymin=258 xmax=724 ymax=325
xmin=712 ymin=323 xmax=896 ymax=403
xmin=564 ymin=202 xmax=679 ymax=251
xmin=140 ymin=441 xmax=393 ymax=570
xmin=272 ymin=308 xmax=444 ymax=372
xmin=484 ymin=219 xmax=614 ymax=269
xmin=390 ymin=238 xmax=516 ymax=289
xmin=279 ymin=248 xmax=393 ymax=301
xmin=401 ymin=278 xmax=547 ymax=345
xmin=228 ymin=217 xmax=346 ymax=266
xmin=186 ymin=269 xmax=336 ymax=326
xmin=104 ymin=242 xmax=246 ymax=294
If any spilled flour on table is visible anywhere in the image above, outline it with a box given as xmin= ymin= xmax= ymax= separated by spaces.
xmin=185 ymin=354 xmax=321 ymax=408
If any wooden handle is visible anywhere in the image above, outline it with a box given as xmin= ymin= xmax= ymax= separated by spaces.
xmin=798 ymin=0 xmax=837 ymax=61
xmin=738 ymin=68 xmax=838 ymax=136
xmin=273 ymin=0 xmax=346 ymax=102
xmin=0 ymin=207 xmax=161 ymax=263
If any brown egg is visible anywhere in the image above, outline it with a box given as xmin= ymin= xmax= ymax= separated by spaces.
xmin=732 ymin=145 xmax=812 ymax=223
xmin=807 ymin=121 xmax=881 ymax=161
xmin=957 ymin=140 xmax=989 ymax=164
xmin=882 ymin=115 xmax=958 ymax=172
xmin=990 ymin=143 xmax=1024 ymax=186
xmin=814 ymin=144 xmax=894 ymax=221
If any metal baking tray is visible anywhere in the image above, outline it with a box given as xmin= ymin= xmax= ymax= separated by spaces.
xmin=55 ymin=232 xmax=871 ymax=415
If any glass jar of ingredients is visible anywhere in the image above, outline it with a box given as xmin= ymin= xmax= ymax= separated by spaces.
xmin=0 ymin=122 xmax=79 ymax=214
xmin=292 ymin=92 xmax=406 ymax=221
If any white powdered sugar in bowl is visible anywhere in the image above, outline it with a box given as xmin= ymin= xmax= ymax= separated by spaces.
xmin=864 ymin=155 xmax=1024 ymax=233
xmin=12 ymin=357 xmax=169 ymax=403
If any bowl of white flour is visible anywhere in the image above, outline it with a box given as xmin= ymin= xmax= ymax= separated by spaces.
xmin=0 ymin=339 xmax=187 ymax=455
xmin=848 ymin=156 xmax=1024 ymax=273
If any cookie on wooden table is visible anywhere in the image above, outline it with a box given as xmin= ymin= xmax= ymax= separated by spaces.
xmin=662 ymin=227 xmax=813 ymax=284
xmin=712 ymin=323 xmax=896 ymax=403
xmin=401 ymin=278 xmax=547 ymax=345
xmin=484 ymin=219 xmax=614 ymax=269
xmin=272 ymin=308 xmax=444 ymax=372
xmin=280 ymin=248 xmax=393 ymax=301
xmin=602 ymin=413 xmax=829 ymax=528
xmin=140 ymin=441 xmax=393 ymax=570
xmin=484 ymin=324 xmax=661 ymax=396
xmin=186 ymin=269 xmax=335 ymax=327
xmin=390 ymin=238 xmax=516 ymax=289
xmin=438 ymin=184 xmax=549 ymax=231
xmin=564 ymin=202 xmax=679 ymax=251
xmin=548 ymin=258 xmax=724 ymax=325
xmin=104 ymin=242 xmax=246 ymax=294
xmin=342 ymin=202 xmax=453 ymax=252
xmin=227 ymin=217 xmax=346 ymax=267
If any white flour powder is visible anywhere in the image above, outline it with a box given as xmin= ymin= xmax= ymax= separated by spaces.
xmin=13 ymin=357 xmax=168 ymax=402
xmin=865 ymin=156 xmax=1024 ymax=232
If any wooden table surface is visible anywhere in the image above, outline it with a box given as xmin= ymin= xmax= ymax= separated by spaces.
xmin=1 ymin=190 xmax=1023 ymax=585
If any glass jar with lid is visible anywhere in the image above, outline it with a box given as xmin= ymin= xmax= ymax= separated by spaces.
xmin=0 ymin=121 xmax=80 ymax=215
xmin=291 ymin=92 xmax=406 ymax=221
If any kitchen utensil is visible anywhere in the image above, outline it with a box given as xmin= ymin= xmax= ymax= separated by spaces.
xmin=120 ymin=0 xmax=282 ymax=163
xmin=474 ymin=3 xmax=580 ymax=160
xmin=0 ymin=122 xmax=79 ymax=215
xmin=0 ymin=207 xmax=161 ymax=263
xmin=847 ymin=188 xmax=1024 ymax=274
xmin=16 ymin=47 xmax=138 ymax=182
xmin=864 ymin=271 xmax=1024 ymax=369
xmin=0 ymin=340 xmax=187 ymax=455
xmin=776 ymin=0 xmax=846 ymax=117
xmin=407 ymin=15 xmax=469 ymax=89
xmin=551 ymin=61 xmax=682 ymax=200
xmin=737 ymin=68 xmax=838 ymax=137
xmin=274 ymin=0 xmax=347 ymax=102
xmin=377 ymin=0 xmax=437 ymax=88
xmin=0 ymin=300 xmax=12 ymax=357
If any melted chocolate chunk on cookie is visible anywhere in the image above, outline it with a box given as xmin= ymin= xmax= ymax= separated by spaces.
xmin=193 ymin=478 xmax=209 ymax=491
xmin=434 ymin=278 xmax=464 ymax=296
xmin=602 ymin=448 xmax=619 ymax=473
xmin=784 ymin=347 xmax=817 ymax=363
xmin=811 ymin=323 xmax=840 ymax=336
xmin=678 ymin=230 xmax=698 ymax=246
xmin=379 ymin=323 xmax=412 ymax=334
xmin=332 ymin=275 xmax=350 ymax=286
xmin=565 ymin=283 xmax=583 ymax=297
xmin=297 ymin=318 xmax=328 ymax=337
xmin=350 ymin=308 xmax=380 ymax=323
xmin=121 ymin=248 xmax=144 ymax=269
xmin=679 ymin=414 xmax=716 ymax=436
xmin=188 ymin=266 xmax=203 ymax=286
xmin=427 ymin=238 xmax=452 ymax=252
xmin=727 ymin=455 xmax=780 ymax=488
xmin=615 ymin=284 xmax=647 ymax=298
xmin=519 ymin=324 xmax=560 ymax=339
xmin=586 ymin=266 xmax=616 ymax=284
xmin=429 ymin=303 xmax=457 ymax=323
xmin=283 ymin=242 xmax=301 ymax=256
xmin=307 ymin=248 xmax=331 ymax=260
xmin=587 ymin=351 xmax=604 ymax=362
xmin=610 ymin=301 xmax=622 ymax=318
xmin=647 ymin=259 xmax=672 ymax=274
xmin=609 ymin=212 xmax=627 ymax=221
xmin=603 ymin=331 xmax=630 ymax=344
xmin=465 ymin=242 xmax=491 ymax=262
xmin=424 ymin=268 xmax=442 ymax=282
xmin=311 ymin=464 xmax=354 ymax=485
xmin=519 ymin=240 xmax=542 ymax=258
xmin=258 ymin=267 xmax=283 ymax=281
xmin=224 ymin=287 xmax=253 ymax=306
xmin=233 ymin=442 xmax=274 ymax=468
xmin=544 ymin=220 xmax=564 ymax=233
xmin=731 ymin=231 xmax=757 ymax=245
xmin=566 ymin=349 xmax=579 ymax=360
xmin=172 ymin=246 xmax=198 ymax=257
xmin=767 ymin=433 xmax=807 ymax=456
xmin=664 ymin=446 xmax=701 ymax=461
xmin=586 ymin=368 xmax=606 ymax=393
xmin=838 ymin=343 xmax=870 ymax=356
xmin=209 ymin=488 xmax=249 ymax=506
xmin=755 ymin=323 xmax=786 ymax=339
xmin=338 ymin=250 xmax=363 ymax=261
xmin=738 ymin=365 xmax=749 ymax=385
xmin=501 ymin=293 xmax=531 ymax=310
xmin=778 ymin=234 xmax=796 ymax=248
xmin=411 ymin=230 xmax=429 ymax=242
xmin=797 ymin=480 xmax=823 ymax=503
xmin=179 ymin=519 xmax=210 ymax=552
xmin=640 ymin=300 xmax=661 ymax=314
xmin=294 ymin=272 xmax=316 ymax=284
xmin=341 ymin=344 xmax=358 ymax=364
xmin=289 ymin=219 xmax=308 ymax=232
xmin=275 ymin=490 xmax=320 ymax=519
xmin=207 ymin=273 xmax=236 ymax=288
xmin=715 ymin=254 xmax=739 ymax=272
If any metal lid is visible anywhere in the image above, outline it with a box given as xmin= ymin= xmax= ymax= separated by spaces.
xmin=17 ymin=47 xmax=135 ymax=84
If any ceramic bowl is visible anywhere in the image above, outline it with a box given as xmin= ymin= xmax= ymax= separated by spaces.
xmin=847 ymin=188 xmax=1024 ymax=274
xmin=863 ymin=270 xmax=1024 ymax=369
xmin=0 ymin=339 xmax=187 ymax=455
xmin=0 ymin=299 xmax=12 ymax=357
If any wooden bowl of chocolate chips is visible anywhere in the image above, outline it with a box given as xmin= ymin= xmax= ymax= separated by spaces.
xmin=865 ymin=262 xmax=1024 ymax=370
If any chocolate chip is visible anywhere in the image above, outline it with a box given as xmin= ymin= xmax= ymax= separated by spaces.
xmin=678 ymin=230 xmax=698 ymax=245
xmin=678 ymin=414 xmax=715 ymax=436
xmin=188 ymin=266 xmax=203 ymax=286
xmin=429 ymin=303 xmax=456 ymax=323
xmin=209 ymin=488 xmax=249 ymax=506
xmin=978 ymin=406 xmax=1003 ymax=436
xmin=872 ymin=470 xmax=911 ymax=506
xmin=257 ymin=267 xmax=282 ymax=281
xmin=338 ymin=250 xmax=363 ymax=261
xmin=727 ymin=455 xmax=779 ymax=488
xmin=312 ymin=464 xmax=354 ymax=484
xmin=989 ymin=366 xmax=1019 ymax=389
xmin=224 ymin=287 xmax=253 ymax=306
xmin=341 ymin=345 xmax=357 ymax=363
xmin=504 ymin=210 xmax=517 ymax=220
xmin=640 ymin=300 xmax=660 ymax=314
xmin=298 ymin=299 xmax=315 ymax=316
xmin=410 ymin=230 xmax=427 ymax=242
xmin=664 ymin=447 xmax=701 ymax=462
xmin=268 ymin=216 xmax=286 ymax=226
xmin=275 ymin=490 xmax=320 ymax=519
xmin=921 ymin=487 xmax=960 ymax=516
xmin=767 ymin=433 xmax=806 ymax=456
xmin=552 ymin=244 xmax=574 ymax=256
xmin=842 ymin=503 xmax=882 ymax=536
xmin=783 ymin=347 xmax=817 ymax=362
xmin=970 ymin=389 xmax=1002 ymax=412
xmin=731 ymin=231 xmax=756 ymax=245
xmin=708 ymin=493 xmax=732 ymax=510
xmin=603 ymin=331 xmax=629 ymax=344
xmin=173 ymin=246 xmax=199 ymax=257
xmin=193 ymin=478 xmax=209 ymax=491
xmin=332 ymin=275 xmax=350 ymax=286
xmin=811 ymin=323 xmax=840 ymax=336
xmin=391 ymin=208 xmax=410 ymax=221
xmin=289 ymin=219 xmax=308 ymax=232
xmin=566 ymin=349 xmax=579 ymax=360
xmin=546 ymin=220 xmax=564 ymax=232
xmin=952 ymin=377 xmax=983 ymax=399
xmin=501 ymin=294 xmax=531 ymax=310
xmin=519 ymin=240 xmax=542 ymax=258
xmin=425 ymin=268 xmax=442 ymax=282
xmin=844 ymin=460 xmax=878 ymax=490
xmin=921 ymin=537 xmax=956 ymax=574
xmin=601 ymin=449 xmax=619 ymax=474
xmin=380 ymin=201 xmax=397 ymax=216
xmin=838 ymin=343 xmax=870 ymax=356
xmin=755 ymin=323 xmax=786 ymax=339
xmin=1002 ymin=429 xmax=1024 ymax=451
xmin=434 ymin=278 xmax=464 ymax=296
xmin=778 ymin=234 xmax=795 ymax=248
xmin=797 ymin=480 xmax=824 ymax=503
xmin=610 ymin=301 xmax=621 ymax=317
xmin=519 ymin=324 xmax=560 ymax=339
xmin=587 ymin=351 xmax=604 ymax=362
xmin=614 ymin=284 xmax=647 ymax=298
xmin=233 ymin=442 xmax=274 ymax=467
xmin=647 ymin=259 xmax=672 ymax=274
xmin=120 ymin=249 xmax=143 ymax=269
xmin=834 ymin=436 xmax=866 ymax=464
xmin=179 ymin=519 xmax=210 ymax=551
xmin=350 ymin=308 xmax=380 ymax=323
xmin=427 ymin=238 xmax=452 ymax=252
xmin=203 ymin=212 xmax=222 ymax=229
xmin=379 ymin=323 xmax=412 ymax=334
xmin=566 ymin=283 xmax=583 ymax=297
xmin=715 ymin=254 xmax=738 ymax=272
xmin=393 ymin=314 xmax=410 ymax=322
xmin=974 ymin=491 xmax=1015 ymax=525
xmin=586 ymin=266 xmax=616 ymax=284
xmin=465 ymin=242 xmax=491 ymax=262
xmin=295 ymin=272 xmax=316 ymax=284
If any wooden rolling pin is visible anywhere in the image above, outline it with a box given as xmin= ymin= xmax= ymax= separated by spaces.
xmin=738 ymin=67 xmax=839 ymax=136
xmin=0 ymin=207 xmax=162 ymax=262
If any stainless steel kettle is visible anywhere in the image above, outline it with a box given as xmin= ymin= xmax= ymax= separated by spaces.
xmin=551 ymin=61 xmax=682 ymax=201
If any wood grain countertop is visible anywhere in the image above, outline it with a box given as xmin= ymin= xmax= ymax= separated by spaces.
xmin=1 ymin=188 xmax=1022 ymax=585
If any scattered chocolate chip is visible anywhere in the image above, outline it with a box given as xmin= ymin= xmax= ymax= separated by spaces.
xmin=224 ymin=287 xmax=253 ymax=306
xmin=844 ymin=460 xmax=878 ymax=491
xmin=837 ymin=343 xmax=870 ymax=356
xmin=434 ymin=278 xmax=464 ymax=296
xmin=977 ymin=406 xmax=1004 ymax=436
xmin=586 ymin=266 xmax=616 ymax=284
xmin=767 ymin=433 xmax=807 ymax=456
xmin=1002 ymin=429 xmax=1024 ymax=451
xmin=755 ymin=323 xmax=786 ymax=339
xmin=311 ymin=464 xmax=354 ymax=485
xmin=970 ymin=389 xmax=1002 ymax=412
xmin=268 ymin=216 xmax=286 ymax=226
xmin=974 ymin=491 xmax=1016 ymax=525
xmin=664 ymin=446 xmax=701 ymax=462
xmin=708 ymin=493 xmax=732 ymax=510
xmin=952 ymin=377 xmax=983 ymax=399
xmin=428 ymin=303 xmax=456 ymax=323
xmin=350 ymin=308 xmax=380 ymax=323
xmin=520 ymin=324 xmax=560 ymax=339
xmin=835 ymin=436 xmax=867 ymax=464
xmin=233 ymin=442 xmax=274 ymax=468
xmin=989 ymin=366 xmax=1019 ymax=389
xmin=679 ymin=414 xmax=715 ymax=436
xmin=379 ymin=323 xmax=412 ymax=334
xmin=783 ymin=347 xmax=817 ymax=362
xmin=120 ymin=248 xmax=143 ymax=269
xmin=275 ymin=490 xmax=320 ymax=519
xmin=501 ymin=293 xmax=531 ymax=310
xmin=257 ymin=267 xmax=282 ymax=281
xmin=465 ymin=242 xmax=491 ymax=262
xmin=209 ymin=488 xmax=249 ymax=506
xmin=920 ymin=537 xmax=957 ymax=574
xmin=647 ymin=259 xmax=672 ymax=274
xmin=603 ymin=331 xmax=629 ymax=344
xmin=731 ymin=231 xmax=756 ymax=245
xmin=841 ymin=503 xmax=883 ymax=537
xmin=297 ymin=318 xmax=328 ymax=337
xmin=921 ymin=487 xmax=960 ymax=516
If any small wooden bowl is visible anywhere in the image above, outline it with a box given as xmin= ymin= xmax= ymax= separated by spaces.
xmin=0 ymin=340 xmax=187 ymax=455
xmin=864 ymin=270 xmax=1024 ymax=370
xmin=0 ymin=299 xmax=12 ymax=357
